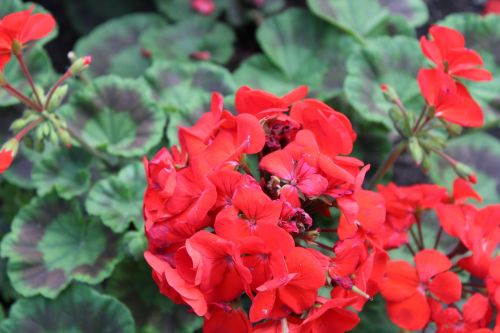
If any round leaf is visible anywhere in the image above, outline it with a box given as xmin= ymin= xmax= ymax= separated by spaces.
xmin=32 ymin=147 xmax=93 ymax=200
xmin=86 ymin=163 xmax=145 ymax=233
xmin=344 ymin=36 xmax=425 ymax=128
xmin=306 ymin=0 xmax=425 ymax=41
xmin=154 ymin=0 xmax=285 ymax=26
xmin=243 ymin=8 xmax=358 ymax=99
xmin=0 ymin=195 xmax=122 ymax=298
xmin=234 ymin=54 xmax=306 ymax=96
xmin=377 ymin=0 xmax=428 ymax=27
xmin=0 ymin=47 xmax=55 ymax=107
xmin=429 ymin=133 xmax=500 ymax=205
xmin=75 ymin=13 xmax=167 ymax=78
xmin=60 ymin=76 xmax=166 ymax=158
xmin=140 ymin=17 xmax=235 ymax=64
xmin=0 ymin=284 xmax=135 ymax=333
xmin=145 ymin=60 xmax=236 ymax=114
xmin=438 ymin=13 xmax=500 ymax=125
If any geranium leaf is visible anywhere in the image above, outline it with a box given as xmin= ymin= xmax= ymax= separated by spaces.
xmin=344 ymin=36 xmax=425 ymax=128
xmin=306 ymin=0 xmax=426 ymax=40
xmin=239 ymin=8 xmax=358 ymax=99
xmin=376 ymin=0 xmax=429 ymax=27
xmin=60 ymin=76 xmax=166 ymax=158
xmin=0 ymin=47 xmax=55 ymax=107
xmin=86 ymin=163 xmax=145 ymax=233
xmin=0 ymin=195 xmax=122 ymax=298
xmin=140 ymin=16 xmax=235 ymax=64
xmin=153 ymin=0 xmax=285 ymax=26
xmin=429 ymin=133 xmax=500 ymax=205
xmin=144 ymin=61 xmax=236 ymax=144
xmin=32 ymin=147 xmax=93 ymax=200
xmin=123 ymin=231 xmax=148 ymax=259
xmin=0 ymin=284 xmax=135 ymax=333
xmin=438 ymin=13 xmax=500 ymax=125
xmin=234 ymin=54 xmax=306 ymax=96
xmin=75 ymin=13 xmax=167 ymax=78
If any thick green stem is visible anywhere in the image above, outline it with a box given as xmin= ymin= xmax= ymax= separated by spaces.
xmin=14 ymin=117 xmax=44 ymax=141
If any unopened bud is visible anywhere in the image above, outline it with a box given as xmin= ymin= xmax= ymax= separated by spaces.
xmin=381 ymin=83 xmax=400 ymax=104
xmin=69 ymin=55 xmax=92 ymax=75
xmin=190 ymin=51 xmax=211 ymax=61
xmin=47 ymin=85 xmax=68 ymax=112
xmin=304 ymin=229 xmax=320 ymax=242
xmin=446 ymin=123 xmax=462 ymax=136
xmin=2 ymin=138 xmax=19 ymax=157
xmin=454 ymin=162 xmax=477 ymax=184
xmin=409 ymin=137 xmax=424 ymax=166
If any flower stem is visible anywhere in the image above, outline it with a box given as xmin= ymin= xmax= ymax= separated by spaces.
xmin=14 ymin=117 xmax=44 ymax=141
xmin=45 ymin=71 xmax=71 ymax=109
xmin=433 ymin=227 xmax=443 ymax=249
xmin=318 ymin=228 xmax=337 ymax=233
xmin=312 ymin=241 xmax=334 ymax=252
xmin=405 ymin=243 xmax=416 ymax=256
xmin=3 ymin=83 xmax=41 ymax=111
xmin=65 ymin=126 xmax=116 ymax=167
xmin=367 ymin=141 xmax=407 ymax=189
xmin=15 ymin=53 xmax=43 ymax=108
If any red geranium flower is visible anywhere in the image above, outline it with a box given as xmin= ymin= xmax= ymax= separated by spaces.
xmin=0 ymin=6 xmax=55 ymax=69
xmin=418 ymin=68 xmax=483 ymax=127
xmin=380 ymin=249 xmax=462 ymax=330
xmin=420 ymin=25 xmax=492 ymax=81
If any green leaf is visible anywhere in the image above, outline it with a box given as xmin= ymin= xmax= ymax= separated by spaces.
xmin=140 ymin=17 xmax=235 ymax=64
xmin=234 ymin=54 xmax=306 ymax=96
xmin=237 ymin=8 xmax=358 ymax=99
xmin=145 ymin=60 xmax=236 ymax=144
xmin=32 ymin=148 xmax=92 ymax=200
xmin=0 ymin=284 xmax=135 ymax=333
xmin=0 ymin=47 xmax=55 ymax=107
xmin=153 ymin=0 xmax=285 ymax=26
xmin=75 ymin=13 xmax=167 ymax=78
xmin=306 ymin=0 xmax=425 ymax=41
xmin=0 ymin=195 xmax=122 ymax=298
xmin=438 ymin=13 xmax=500 ymax=125
xmin=344 ymin=36 xmax=425 ymax=128
xmin=123 ymin=230 xmax=148 ymax=259
xmin=60 ymin=76 xmax=166 ymax=158
xmin=86 ymin=163 xmax=145 ymax=233
xmin=429 ymin=132 xmax=500 ymax=205
xmin=376 ymin=0 xmax=429 ymax=27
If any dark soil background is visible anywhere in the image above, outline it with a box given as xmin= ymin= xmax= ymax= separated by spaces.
xmin=34 ymin=0 xmax=490 ymax=186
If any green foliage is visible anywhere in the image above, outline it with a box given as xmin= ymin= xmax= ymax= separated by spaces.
xmin=306 ymin=0 xmax=427 ymax=41
xmin=60 ymin=76 xmax=166 ymax=158
xmin=344 ymin=36 xmax=425 ymax=128
xmin=1 ymin=195 xmax=122 ymax=298
xmin=32 ymin=148 xmax=93 ymax=200
xmin=141 ymin=17 xmax=235 ymax=65
xmin=236 ymin=8 xmax=358 ymax=99
xmin=0 ymin=284 xmax=135 ymax=333
xmin=86 ymin=163 xmax=146 ymax=233
xmin=429 ymin=132 xmax=500 ymax=205
xmin=145 ymin=60 xmax=236 ymax=144
xmin=75 ymin=13 xmax=167 ymax=78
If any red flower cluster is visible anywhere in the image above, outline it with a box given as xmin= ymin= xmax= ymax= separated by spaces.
xmin=418 ymin=26 xmax=491 ymax=127
xmin=0 ymin=5 xmax=55 ymax=70
xmin=378 ymin=179 xmax=500 ymax=331
xmin=143 ymin=86 xmax=390 ymax=332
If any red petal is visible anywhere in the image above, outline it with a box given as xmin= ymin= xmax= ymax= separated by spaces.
xmin=249 ymin=289 xmax=276 ymax=322
xmin=436 ymin=83 xmax=484 ymax=127
xmin=236 ymin=113 xmax=265 ymax=154
xmin=452 ymin=177 xmax=482 ymax=203
xmin=203 ymin=307 xmax=251 ymax=333
xmin=386 ymin=291 xmax=431 ymax=330
xmin=0 ymin=149 xmax=14 ymax=174
xmin=428 ymin=271 xmax=462 ymax=304
xmin=380 ymin=261 xmax=419 ymax=302
xmin=20 ymin=12 xmax=56 ymax=43
xmin=260 ymin=149 xmax=295 ymax=180
xmin=463 ymin=293 xmax=489 ymax=323
xmin=415 ymin=249 xmax=452 ymax=282
xmin=430 ymin=25 xmax=465 ymax=51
